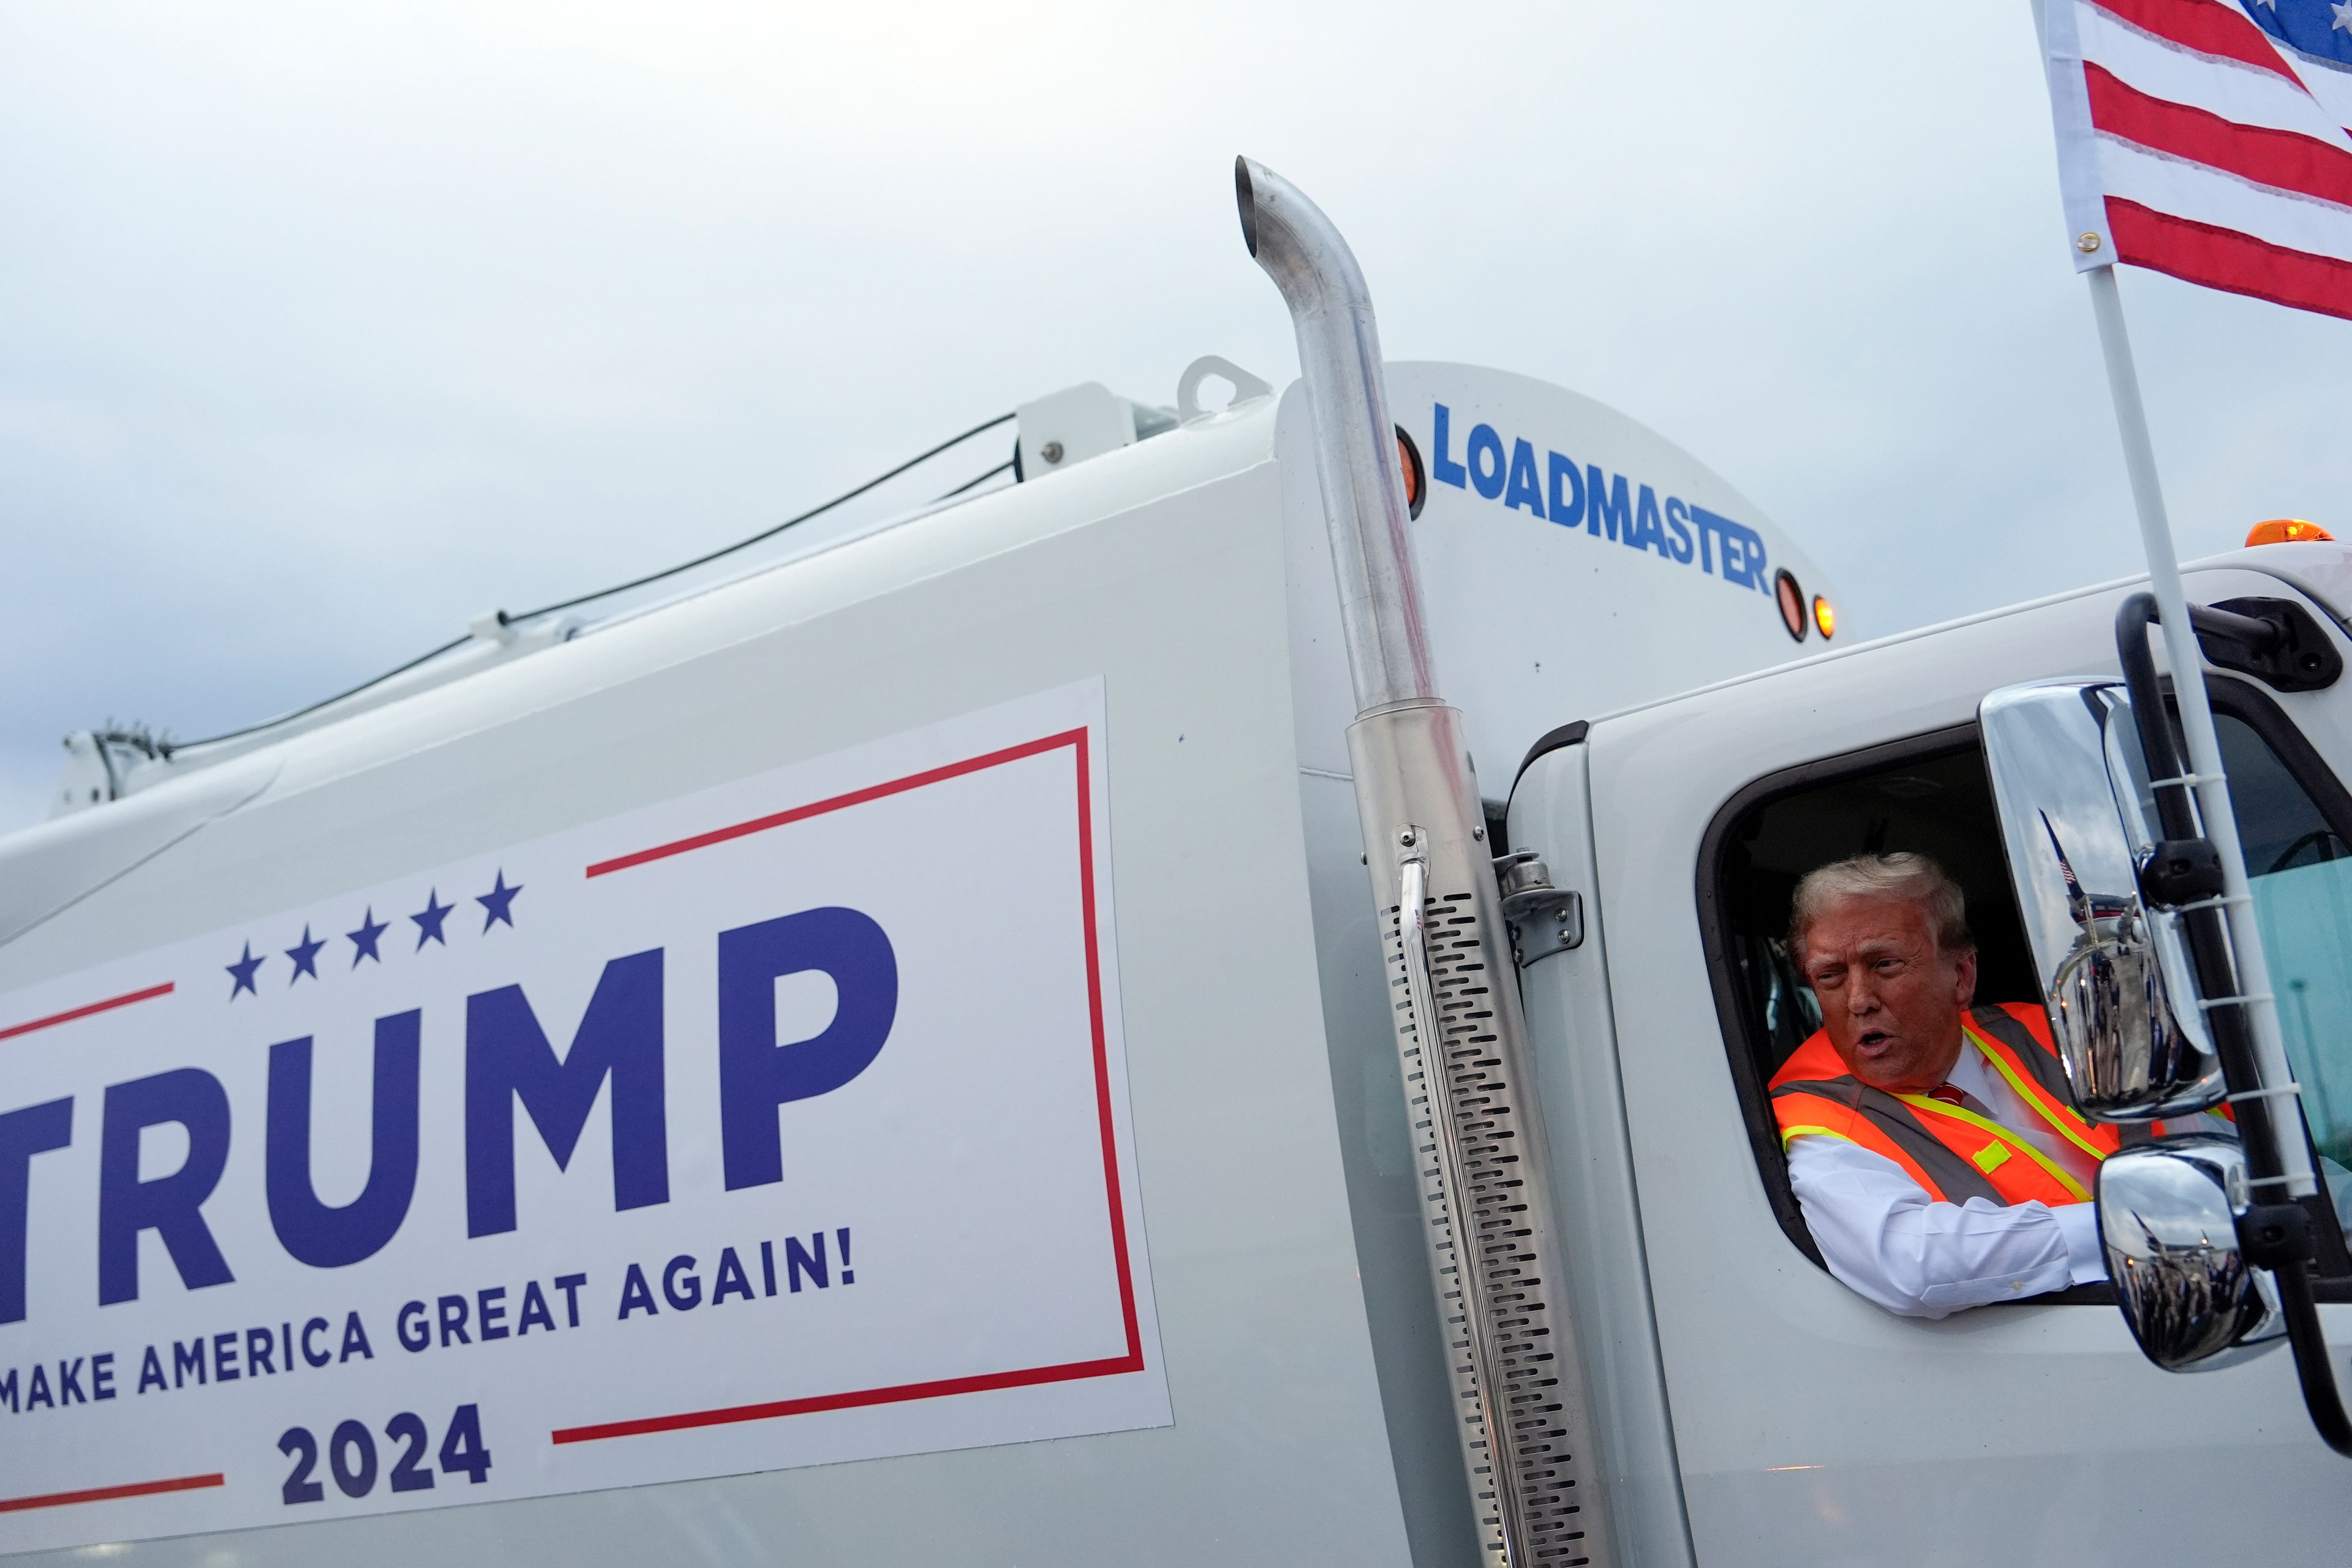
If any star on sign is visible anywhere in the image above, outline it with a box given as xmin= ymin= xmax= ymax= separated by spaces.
xmin=226 ymin=942 xmax=265 ymax=1000
xmin=2335 ymin=0 xmax=2352 ymax=32
xmin=348 ymin=907 xmax=388 ymax=966
xmin=286 ymin=925 xmax=326 ymax=984
xmin=478 ymin=870 xmax=523 ymax=932
xmin=412 ymin=889 xmax=454 ymax=950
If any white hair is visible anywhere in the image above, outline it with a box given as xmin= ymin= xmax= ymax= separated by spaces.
xmin=1789 ymin=852 xmax=1973 ymax=960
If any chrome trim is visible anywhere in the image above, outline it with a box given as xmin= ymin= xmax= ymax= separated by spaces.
xmin=2099 ymin=1133 xmax=2286 ymax=1373
xmin=1398 ymin=848 xmax=1528 ymax=1566
xmin=1979 ymin=680 xmax=2223 ymax=1119
xmin=1235 ymin=156 xmax=1434 ymax=711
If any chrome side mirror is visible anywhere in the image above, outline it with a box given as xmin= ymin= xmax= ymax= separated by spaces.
xmin=2098 ymin=1134 xmax=2286 ymax=1371
xmin=1981 ymin=681 xmax=2224 ymax=1120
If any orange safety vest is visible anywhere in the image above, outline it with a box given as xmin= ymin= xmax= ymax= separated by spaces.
xmin=1770 ymin=1002 xmax=2122 ymax=1207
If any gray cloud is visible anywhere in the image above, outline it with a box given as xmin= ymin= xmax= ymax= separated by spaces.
xmin=5 ymin=0 xmax=2347 ymax=829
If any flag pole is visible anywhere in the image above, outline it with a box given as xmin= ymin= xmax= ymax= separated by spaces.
xmin=2083 ymin=261 xmax=2316 ymax=1198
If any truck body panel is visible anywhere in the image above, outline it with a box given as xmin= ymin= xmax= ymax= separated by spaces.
xmin=0 ymin=415 xmax=1423 ymax=1563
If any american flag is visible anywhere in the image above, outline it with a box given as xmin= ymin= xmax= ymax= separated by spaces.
xmin=2038 ymin=0 xmax=2352 ymax=320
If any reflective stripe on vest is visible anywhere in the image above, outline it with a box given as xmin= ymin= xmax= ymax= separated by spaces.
xmin=1770 ymin=1003 xmax=2103 ymax=1208
xmin=1961 ymin=1006 xmax=2120 ymax=1166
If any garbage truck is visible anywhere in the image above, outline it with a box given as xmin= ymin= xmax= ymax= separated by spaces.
xmin=3 ymin=158 xmax=2349 ymax=1566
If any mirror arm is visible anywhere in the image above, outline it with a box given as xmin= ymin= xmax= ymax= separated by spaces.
xmin=2118 ymin=590 xmax=2352 ymax=1458
xmin=2185 ymin=603 xmax=2284 ymax=655
xmin=2115 ymin=594 xmax=2201 ymax=841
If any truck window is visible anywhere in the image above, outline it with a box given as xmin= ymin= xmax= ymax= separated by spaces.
xmin=2214 ymin=682 xmax=2352 ymax=1170
xmin=1698 ymin=727 xmax=2049 ymax=1273
xmin=1702 ymin=683 xmax=2352 ymax=1295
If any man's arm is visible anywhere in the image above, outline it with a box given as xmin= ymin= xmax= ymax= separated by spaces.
xmin=1786 ymin=1134 xmax=2106 ymax=1318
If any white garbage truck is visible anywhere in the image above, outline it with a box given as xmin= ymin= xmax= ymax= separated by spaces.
xmin=4 ymin=159 xmax=2349 ymax=1566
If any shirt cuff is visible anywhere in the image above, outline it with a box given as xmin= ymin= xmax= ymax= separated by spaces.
xmin=2052 ymin=1202 xmax=2107 ymax=1285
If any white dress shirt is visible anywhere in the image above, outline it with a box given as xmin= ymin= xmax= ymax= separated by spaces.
xmin=1785 ymin=1036 xmax=2112 ymax=1318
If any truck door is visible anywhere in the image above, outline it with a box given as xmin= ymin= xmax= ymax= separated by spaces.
xmin=1507 ymin=565 xmax=2352 ymax=1567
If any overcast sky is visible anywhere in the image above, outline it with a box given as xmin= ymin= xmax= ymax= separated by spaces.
xmin=4 ymin=1 xmax=2347 ymax=832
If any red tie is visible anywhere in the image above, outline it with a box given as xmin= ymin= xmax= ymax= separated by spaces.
xmin=1925 ymin=1083 xmax=1967 ymax=1109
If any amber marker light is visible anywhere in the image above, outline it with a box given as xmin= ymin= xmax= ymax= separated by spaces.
xmin=2246 ymin=518 xmax=2333 ymax=546
xmin=1813 ymin=596 xmax=1836 ymax=639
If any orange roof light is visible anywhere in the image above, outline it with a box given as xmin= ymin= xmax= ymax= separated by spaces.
xmin=1813 ymin=595 xmax=1836 ymax=639
xmin=2247 ymin=518 xmax=2333 ymax=546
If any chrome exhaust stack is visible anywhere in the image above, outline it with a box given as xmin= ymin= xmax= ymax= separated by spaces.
xmin=1238 ymin=156 xmax=1608 ymax=1568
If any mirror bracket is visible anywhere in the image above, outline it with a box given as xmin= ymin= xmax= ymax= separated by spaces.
xmin=2138 ymin=837 xmax=2225 ymax=909
xmin=2237 ymin=1202 xmax=2315 ymax=1272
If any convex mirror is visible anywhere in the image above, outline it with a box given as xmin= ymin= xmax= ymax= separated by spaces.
xmin=1980 ymin=680 xmax=2225 ymax=1120
xmin=2098 ymin=1134 xmax=2286 ymax=1371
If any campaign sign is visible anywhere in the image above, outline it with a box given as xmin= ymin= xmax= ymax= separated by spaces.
xmin=0 ymin=682 xmax=1165 ymax=1553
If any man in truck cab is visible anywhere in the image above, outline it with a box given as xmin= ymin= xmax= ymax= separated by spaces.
xmin=1768 ymin=853 xmax=2120 ymax=1317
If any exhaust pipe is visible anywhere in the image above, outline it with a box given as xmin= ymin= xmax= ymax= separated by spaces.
xmin=1234 ymin=156 xmax=1434 ymax=710
xmin=1237 ymin=156 xmax=1610 ymax=1568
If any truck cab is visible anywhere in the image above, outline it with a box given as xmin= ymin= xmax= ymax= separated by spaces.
xmin=1506 ymin=539 xmax=2352 ymax=1563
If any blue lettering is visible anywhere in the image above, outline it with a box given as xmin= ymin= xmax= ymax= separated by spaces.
xmin=138 ymin=1345 xmax=165 ymax=1393
xmin=0 ymin=1097 xmax=71 ymax=1324
xmin=26 ymin=1364 xmax=51 ymax=1409
xmin=464 ymin=949 xmax=668 ymax=1237
xmin=1431 ymin=403 xmax=1468 ymax=488
xmin=245 ymin=1326 xmax=275 ymax=1375
xmin=340 ymin=1310 xmax=374 ymax=1361
xmin=1664 ymin=497 xmax=1695 ymax=564
xmin=1691 ymin=505 xmax=1765 ymax=589
xmin=266 ymin=1012 xmax=420 ymax=1269
xmin=301 ymin=1317 xmax=331 ymax=1367
xmin=1692 ymin=507 xmax=1722 ymax=574
xmin=92 ymin=1351 xmax=113 ymax=1400
xmin=173 ymin=1338 xmax=205 ymax=1387
xmin=1547 ymin=451 xmax=1583 ymax=529
xmin=1466 ymin=423 xmax=1506 ymax=500
xmin=785 ymin=1232 xmax=829 ymax=1293
xmin=662 ymin=1254 xmax=702 ymax=1311
xmin=1585 ymin=466 xmax=1632 ymax=543
xmin=98 ymin=1070 xmax=235 ymax=1306
xmin=213 ymin=1330 xmax=238 ymax=1381
xmin=397 ymin=1300 xmax=429 ymax=1352
xmin=58 ymin=1356 xmax=84 ymax=1403
xmin=1733 ymin=521 xmax=1770 ymax=590
xmin=617 ymin=1262 xmax=658 ymax=1319
xmin=478 ymin=1286 xmax=509 ymax=1340
xmin=437 ymin=1293 xmax=470 ymax=1346
xmin=0 ymin=1367 xmax=15 ymax=1412
xmin=710 ymin=1246 xmax=755 ymax=1305
xmin=1502 ymin=439 xmax=1545 ymax=516
xmin=554 ymin=1272 xmax=587 ymax=1327
xmin=718 ymin=908 xmax=898 ymax=1191
xmin=1632 ymin=485 xmax=1670 ymax=558
xmin=517 ymin=1281 xmax=556 ymax=1335
xmin=1433 ymin=416 xmax=1769 ymax=597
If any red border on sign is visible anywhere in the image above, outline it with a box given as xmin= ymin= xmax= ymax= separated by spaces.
xmin=0 ymin=982 xmax=175 ymax=1044
xmin=0 ymin=1472 xmax=224 ymax=1515
xmin=553 ymin=724 xmax=1144 ymax=1446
